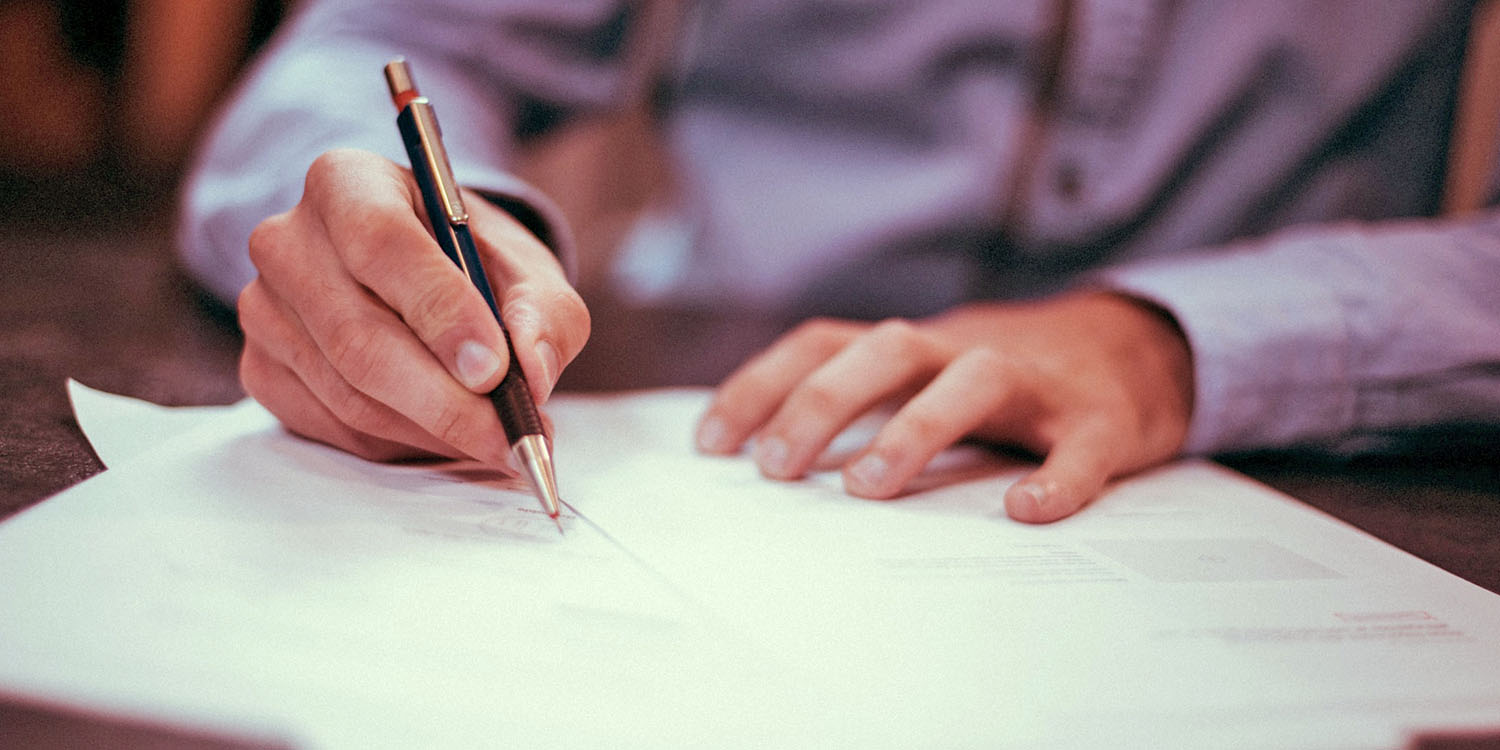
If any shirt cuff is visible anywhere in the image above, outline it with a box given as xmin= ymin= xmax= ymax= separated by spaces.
xmin=1096 ymin=249 xmax=1358 ymax=455
xmin=459 ymin=165 xmax=579 ymax=284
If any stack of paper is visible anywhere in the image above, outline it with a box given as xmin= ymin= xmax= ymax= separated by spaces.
xmin=0 ymin=384 xmax=1496 ymax=749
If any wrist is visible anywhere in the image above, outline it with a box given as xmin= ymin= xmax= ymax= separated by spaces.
xmin=1081 ymin=291 xmax=1196 ymax=454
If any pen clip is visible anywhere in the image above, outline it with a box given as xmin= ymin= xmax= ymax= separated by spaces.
xmin=384 ymin=59 xmax=468 ymax=225
xmin=408 ymin=103 xmax=469 ymax=224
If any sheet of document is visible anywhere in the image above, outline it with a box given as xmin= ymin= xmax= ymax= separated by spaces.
xmin=10 ymin=386 xmax=794 ymax=749
xmin=66 ymin=380 xmax=262 ymax=468
xmin=0 ymin=385 xmax=1496 ymax=749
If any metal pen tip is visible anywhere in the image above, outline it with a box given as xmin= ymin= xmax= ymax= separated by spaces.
xmin=513 ymin=434 xmax=564 ymax=536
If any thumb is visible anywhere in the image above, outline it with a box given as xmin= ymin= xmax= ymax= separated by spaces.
xmin=1004 ymin=423 xmax=1120 ymax=523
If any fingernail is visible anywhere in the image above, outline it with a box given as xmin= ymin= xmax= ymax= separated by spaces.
xmin=1014 ymin=483 xmax=1048 ymax=513
xmin=534 ymin=340 xmax=560 ymax=401
xmin=455 ymin=340 xmax=502 ymax=389
xmin=848 ymin=453 xmax=890 ymax=491
xmin=696 ymin=415 xmax=733 ymax=453
xmin=754 ymin=436 xmax=791 ymax=477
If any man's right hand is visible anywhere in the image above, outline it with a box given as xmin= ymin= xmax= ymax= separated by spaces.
xmin=236 ymin=148 xmax=590 ymax=465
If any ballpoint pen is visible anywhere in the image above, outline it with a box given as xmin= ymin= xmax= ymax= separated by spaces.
xmin=383 ymin=57 xmax=564 ymax=534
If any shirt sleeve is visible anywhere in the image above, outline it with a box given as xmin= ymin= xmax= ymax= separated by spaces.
xmin=176 ymin=0 xmax=630 ymax=303
xmin=1099 ymin=212 xmax=1500 ymax=455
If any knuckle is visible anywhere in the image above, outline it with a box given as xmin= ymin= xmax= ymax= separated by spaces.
xmin=958 ymin=346 xmax=1007 ymax=379
xmin=405 ymin=278 xmax=468 ymax=332
xmin=556 ymin=288 xmax=591 ymax=335
xmin=894 ymin=408 xmax=949 ymax=445
xmin=710 ymin=372 xmax=770 ymax=421
xmin=871 ymin=317 xmax=918 ymax=338
xmin=342 ymin=211 xmax=408 ymax=279
xmin=323 ymin=314 xmax=387 ymax=386
xmin=304 ymin=148 xmax=365 ymax=193
xmin=505 ymin=284 xmax=591 ymax=350
xmin=790 ymin=317 xmax=845 ymax=350
xmin=423 ymin=402 xmax=474 ymax=449
xmin=302 ymin=151 xmax=342 ymax=199
xmin=545 ymin=288 xmax=592 ymax=354
xmin=789 ymin=378 xmax=847 ymax=419
xmin=326 ymin=387 xmax=385 ymax=435
xmin=246 ymin=213 xmax=291 ymax=272
xmin=237 ymin=345 xmax=271 ymax=401
xmin=868 ymin=318 xmax=923 ymax=361
xmin=286 ymin=334 xmax=329 ymax=386
xmin=235 ymin=281 xmax=265 ymax=327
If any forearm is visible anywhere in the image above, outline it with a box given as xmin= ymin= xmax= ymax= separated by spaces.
xmin=1101 ymin=212 xmax=1500 ymax=454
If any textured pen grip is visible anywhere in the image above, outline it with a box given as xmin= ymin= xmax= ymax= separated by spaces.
xmin=491 ymin=361 xmax=544 ymax=442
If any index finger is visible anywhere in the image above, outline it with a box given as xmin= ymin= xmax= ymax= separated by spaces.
xmin=313 ymin=151 xmax=515 ymax=394
xmin=695 ymin=318 xmax=864 ymax=455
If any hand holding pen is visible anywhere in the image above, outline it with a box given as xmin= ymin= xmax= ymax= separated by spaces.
xmin=384 ymin=57 xmax=564 ymax=527
xmin=235 ymin=68 xmax=590 ymax=516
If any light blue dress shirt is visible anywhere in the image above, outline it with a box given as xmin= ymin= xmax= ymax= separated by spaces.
xmin=178 ymin=0 xmax=1500 ymax=457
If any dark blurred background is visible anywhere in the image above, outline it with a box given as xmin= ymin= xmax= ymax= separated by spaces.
xmin=0 ymin=0 xmax=290 ymax=514
xmin=0 ymin=0 xmax=287 ymax=225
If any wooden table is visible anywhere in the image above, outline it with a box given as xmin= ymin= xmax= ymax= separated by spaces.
xmin=1 ymin=211 xmax=1497 ymax=749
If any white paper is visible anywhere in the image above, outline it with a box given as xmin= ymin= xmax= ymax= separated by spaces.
xmin=66 ymin=379 xmax=261 ymax=467
xmin=1 ymin=386 xmax=1497 ymax=749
